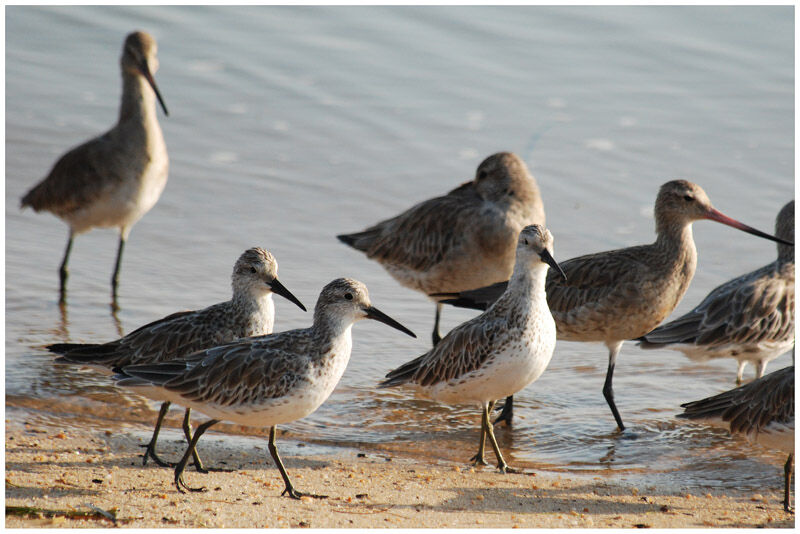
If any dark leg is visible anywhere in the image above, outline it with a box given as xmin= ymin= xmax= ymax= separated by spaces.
xmin=785 ymin=453 xmax=794 ymax=513
xmin=603 ymin=341 xmax=625 ymax=432
xmin=59 ymin=232 xmax=74 ymax=304
xmin=141 ymin=402 xmax=175 ymax=467
xmin=493 ymin=395 xmax=514 ymax=426
xmin=111 ymin=233 xmax=126 ymax=310
xmin=483 ymin=400 xmax=512 ymax=472
xmin=268 ymin=426 xmax=326 ymax=500
xmin=180 ymin=409 xmax=232 ymax=474
xmin=432 ymin=302 xmax=443 ymax=346
xmin=174 ymin=419 xmax=218 ymax=493
xmin=180 ymin=409 xmax=206 ymax=473
xmin=469 ymin=403 xmax=489 ymax=466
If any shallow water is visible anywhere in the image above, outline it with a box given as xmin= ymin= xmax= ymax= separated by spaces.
xmin=6 ymin=5 xmax=794 ymax=495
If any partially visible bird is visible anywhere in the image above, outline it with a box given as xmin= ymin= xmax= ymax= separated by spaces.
xmin=380 ymin=225 xmax=565 ymax=471
xmin=679 ymin=365 xmax=794 ymax=512
xmin=337 ymin=151 xmax=545 ymax=347
xmin=639 ymin=200 xmax=794 ymax=384
xmin=48 ymin=247 xmax=305 ymax=471
xmin=437 ymin=181 xmax=794 ymax=431
xmin=20 ymin=31 xmax=170 ymax=306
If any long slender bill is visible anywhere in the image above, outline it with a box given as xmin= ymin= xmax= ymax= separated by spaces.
xmin=364 ymin=306 xmax=416 ymax=338
xmin=140 ymin=60 xmax=169 ymax=116
xmin=705 ymin=208 xmax=794 ymax=246
xmin=269 ymin=279 xmax=307 ymax=312
xmin=539 ymin=249 xmax=567 ymax=280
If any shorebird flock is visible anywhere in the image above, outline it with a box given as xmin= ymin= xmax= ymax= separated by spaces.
xmin=23 ymin=31 xmax=795 ymax=510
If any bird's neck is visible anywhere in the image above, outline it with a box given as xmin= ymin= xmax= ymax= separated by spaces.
xmin=653 ymin=219 xmax=698 ymax=298
xmin=655 ymin=218 xmax=695 ymax=255
xmin=118 ymin=72 xmax=158 ymax=125
xmin=494 ymin=259 xmax=548 ymax=311
xmin=312 ymin=312 xmax=355 ymax=345
xmin=232 ymin=291 xmax=275 ymax=333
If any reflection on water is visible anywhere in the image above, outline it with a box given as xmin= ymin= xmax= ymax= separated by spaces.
xmin=6 ymin=5 xmax=793 ymax=499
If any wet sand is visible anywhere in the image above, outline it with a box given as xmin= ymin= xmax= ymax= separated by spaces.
xmin=5 ymin=408 xmax=794 ymax=528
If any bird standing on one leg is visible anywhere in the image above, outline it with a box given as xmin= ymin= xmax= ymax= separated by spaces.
xmin=679 ymin=365 xmax=794 ymax=513
xmin=20 ymin=31 xmax=169 ymax=308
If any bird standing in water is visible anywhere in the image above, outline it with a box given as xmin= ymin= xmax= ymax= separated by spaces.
xmin=21 ymin=31 xmax=169 ymax=308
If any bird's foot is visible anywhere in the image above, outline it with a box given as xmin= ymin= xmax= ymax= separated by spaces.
xmin=140 ymin=443 xmax=176 ymax=468
xmin=281 ymin=486 xmax=327 ymax=500
xmin=175 ymin=475 xmax=206 ymax=494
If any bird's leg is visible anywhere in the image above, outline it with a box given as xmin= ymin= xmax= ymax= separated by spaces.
xmin=58 ymin=232 xmax=74 ymax=304
xmin=469 ymin=403 xmax=489 ymax=466
xmin=493 ymin=395 xmax=514 ymax=426
xmin=181 ymin=410 xmax=231 ymax=473
xmin=174 ymin=419 xmax=218 ymax=493
xmin=755 ymin=360 xmax=768 ymax=380
xmin=785 ymin=453 xmax=794 ymax=513
xmin=141 ymin=402 xmax=175 ymax=467
xmin=269 ymin=426 xmax=326 ymax=500
xmin=484 ymin=400 xmax=513 ymax=472
xmin=432 ymin=302 xmax=443 ymax=346
xmin=736 ymin=361 xmax=746 ymax=385
xmin=111 ymin=232 xmax=126 ymax=310
xmin=603 ymin=341 xmax=626 ymax=432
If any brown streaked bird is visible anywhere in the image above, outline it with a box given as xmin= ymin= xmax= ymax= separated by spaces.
xmin=679 ymin=365 xmax=794 ymax=512
xmin=48 ymin=248 xmax=306 ymax=472
xmin=337 ymin=151 xmax=545 ymax=349
xmin=639 ymin=200 xmax=794 ymax=384
xmin=437 ymin=180 xmax=794 ymax=431
xmin=20 ymin=31 xmax=169 ymax=307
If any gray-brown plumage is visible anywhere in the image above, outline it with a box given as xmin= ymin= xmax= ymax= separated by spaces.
xmin=116 ymin=278 xmax=416 ymax=498
xmin=639 ymin=201 xmax=795 ymax=384
xmin=337 ymin=151 xmax=545 ymax=346
xmin=48 ymin=248 xmax=305 ymax=470
xmin=679 ymin=365 xmax=794 ymax=512
xmin=20 ymin=31 xmax=169 ymax=306
xmin=438 ymin=180 xmax=794 ymax=431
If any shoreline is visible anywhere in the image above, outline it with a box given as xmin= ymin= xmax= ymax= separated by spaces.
xmin=5 ymin=408 xmax=794 ymax=528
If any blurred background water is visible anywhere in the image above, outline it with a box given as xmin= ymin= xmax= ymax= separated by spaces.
xmin=6 ymin=5 xmax=794 ymax=494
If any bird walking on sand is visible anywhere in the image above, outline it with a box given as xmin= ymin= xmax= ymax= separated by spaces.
xmin=639 ymin=200 xmax=794 ymax=384
xmin=438 ymin=180 xmax=794 ymax=431
xmin=48 ymin=248 xmax=305 ymax=472
xmin=380 ymin=225 xmax=565 ymax=471
xmin=337 ymin=152 xmax=545 ymax=347
xmin=679 ymin=365 xmax=794 ymax=512
xmin=20 ymin=31 xmax=169 ymax=307
xmin=116 ymin=278 xmax=416 ymax=499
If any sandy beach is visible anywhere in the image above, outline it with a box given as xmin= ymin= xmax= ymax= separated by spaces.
xmin=5 ymin=407 xmax=793 ymax=529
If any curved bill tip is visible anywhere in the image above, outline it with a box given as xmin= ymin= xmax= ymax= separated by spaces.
xmin=364 ymin=306 xmax=416 ymax=338
xmin=269 ymin=278 xmax=307 ymax=312
xmin=140 ymin=61 xmax=169 ymax=116
xmin=540 ymin=249 xmax=567 ymax=280
xmin=706 ymin=208 xmax=794 ymax=246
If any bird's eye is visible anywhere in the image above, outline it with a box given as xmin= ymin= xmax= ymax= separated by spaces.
xmin=523 ymin=239 xmax=529 ymax=246
xmin=683 ymin=195 xmax=694 ymax=202
xmin=477 ymin=170 xmax=488 ymax=180
xmin=344 ymin=293 xmax=353 ymax=301
xmin=249 ymin=266 xmax=257 ymax=274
